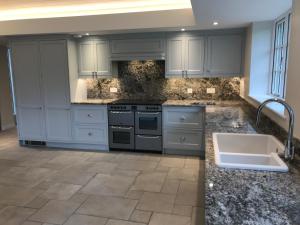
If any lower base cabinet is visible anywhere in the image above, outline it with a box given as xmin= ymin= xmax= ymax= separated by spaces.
xmin=163 ymin=106 xmax=205 ymax=156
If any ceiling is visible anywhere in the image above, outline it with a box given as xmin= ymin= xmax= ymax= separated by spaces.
xmin=0 ymin=0 xmax=293 ymax=36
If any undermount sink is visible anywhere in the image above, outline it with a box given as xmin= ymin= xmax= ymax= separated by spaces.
xmin=213 ymin=133 xmax=288 ymax=172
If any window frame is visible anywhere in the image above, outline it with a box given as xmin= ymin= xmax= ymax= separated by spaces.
xmin=269 ymin=12 xmax=291 ymax=99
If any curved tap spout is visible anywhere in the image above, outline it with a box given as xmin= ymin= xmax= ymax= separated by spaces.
xmin=256 ymin=98 xmax=295 ymax=160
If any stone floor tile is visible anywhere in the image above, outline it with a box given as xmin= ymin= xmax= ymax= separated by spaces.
xmin=112 ymin=169 xmax=140 ymax=177
xmin=184 ymin=158 xmax=204 ymax=169
xmin=191 ymin=207 xmax=205 ymax=225
xmin=0 ymin=186 xmax=43 ymax=206
xmin=126 ymin=190 xmax=144 ymax=200
xmin=86 ymin=162 xmax=118 ymax=174
xmin=29 ymin=200 xmax=81 ymax=225
xmin=167 ymin=168 xmax=199 ymax=181
xmin=81 ymin=174 xmax=135 ymax=197
xmin=0 ymin=206 xmax=36 ymax=225
xmin=87 ymin=152 xmax=117 ymax=162
xmin=106 ymin=219 xmax=146 ymax=225
xmin=148 ymin=213 xmax=191 ymax=225
xmin=26 ymin=197 xmax=49 ymax=209
xmin=47 ymin=168 xmax=95 ymax=185
xmin=69 ymin=193 xmax=89 ymax=204
xmin=64 ymin=214 xmax=107 ymax=225
xmin=136 ymin=192 xmax=175 ymax=213
xmin=161 ymin=179 xmax=180 ymax=194
xmin=117 ymin=160 xmax=158 ymax=171
xmin=130 ymin=210 xmax=152 ymax=223
xmin=130 ymin=172 xmax=167 ymax=192
xmin=175 ymin=181 xmax=204 ymax=207
xmin=41 ymin=183 xmax=81 ymax=200
xmin=172 ymin=205 xmax=193 ymax=217
xmin=77 ymin=195 xmax=138 ymax=220
xmin=159 ymin=157 xmax=185 ymax=168
xmin=21 ymin=221 xmax=42 ymax=225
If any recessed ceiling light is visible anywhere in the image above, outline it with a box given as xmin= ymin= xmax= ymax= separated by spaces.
xmin=74 ymin=34 xmax=82 ymax=38
xmin=213 ymin=21 xmax=219 ymax=26
xmin=85 ymin=33 xmax=90 ymax=36
xmin=181 ymin=28 xmax=185 ymax=32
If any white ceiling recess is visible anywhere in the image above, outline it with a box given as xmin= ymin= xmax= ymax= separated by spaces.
xmin=191 ymin=0 xmax=293 ymax=29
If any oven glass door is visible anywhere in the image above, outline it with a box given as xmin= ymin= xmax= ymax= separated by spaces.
xmin=135 ymin=112 xmax=162 ymax=135
xmin=109 ymin=126 xmax=134 ymax=149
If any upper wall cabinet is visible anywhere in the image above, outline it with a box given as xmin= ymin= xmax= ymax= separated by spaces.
xmin=166 ymin=35 xmax=205 ymax=77
xmin=206 ymin=35 xmax=243 ymax=76
xmin=166 ymin=32 xmax=244 ymax=77
xmin=110 ymin=38 xmax=165 ymax=60
xmin=77 ymin=39 xmax=111 ymax=77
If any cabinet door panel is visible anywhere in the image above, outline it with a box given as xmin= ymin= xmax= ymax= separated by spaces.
xmin=95 ymin=40 xmax=111 ymax=76
xmin=40 ymin=40 xmax=70 ymax=108
xmin=166 ymin=38 xmax=185 ymax=76
xmin=11 ymin=41 xmax=45 ymax=140
xmin=207 ymin=35 xmax=242 ymax=75
xmin=17 ymin=107 xmax=45 ymax=140
xmin=186 ymin=37 xmax=205 ymax=76
xmin=78 ymin=41 xmax=95 ymax=76
xmin=45 ymin=108 xmax=72 ymax=141
xmin=11 ymin=42 xmax=43 ymax=107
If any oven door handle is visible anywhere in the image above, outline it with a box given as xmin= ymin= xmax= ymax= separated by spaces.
xmin=110 ymin=111 xmax=132 ymax=114
xmin=111 ymin=126 xmax=133 ymax=130
xmin=136 ymin=135 xmax=161 ymax=139
xmin=137 ymin=112 xmax=160 ymax=115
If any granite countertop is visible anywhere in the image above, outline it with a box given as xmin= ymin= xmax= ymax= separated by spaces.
xmin=71 ymin=99 xmax=117 ymax=105
xmin=205 ymin=101 xmax=300 ymax=225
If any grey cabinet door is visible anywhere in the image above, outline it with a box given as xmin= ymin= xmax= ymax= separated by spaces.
xmin=206 ymin=35 xmax=243 ymax=76
xmin=185 ymin=37 xmax=205 ymax=76
xmin=11 ymin=41 xmax=46 ymax=141
xmin=95 ymin=40 xmax=111 ymax=76
xmin=40 ymin=40 xmax=72 ymax=142
xmin=166 ymin=37 xmax=185 ymax=76
xmin=78 ymin=40 xmax=95 ymax=76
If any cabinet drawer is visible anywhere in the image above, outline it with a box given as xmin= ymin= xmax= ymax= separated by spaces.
xmin=73 ymin=107 xmax=107 ymax=124
xmin=163 ymin=129 xmax=203 ymax=151
xmin=163 ymin=106 xmax=204 ymax=129
xmin=73 ymin=126 xmax=108 ymax=144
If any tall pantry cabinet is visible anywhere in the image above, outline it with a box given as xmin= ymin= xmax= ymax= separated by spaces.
xmin=11 ymin=39 xmax=72 ymax=142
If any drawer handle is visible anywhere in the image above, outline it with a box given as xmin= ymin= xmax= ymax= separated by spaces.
xmin=180 ymin=136 xmax=186 ymax=142
xmin=88 ymin=132 xmax=93 ymax=136
xmin=87 ymin=114 xmax=93 ymax=118
xmin=180 ymin=116 xmax=186 ymax=121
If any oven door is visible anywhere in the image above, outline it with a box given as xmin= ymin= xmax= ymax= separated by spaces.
xmin=109 ymin=126 xmax=134 ymax=150
xmin=108 ymin=111 xmax=134 ymax=126
xmin=135 ymin=112 xmax=162 ymax=135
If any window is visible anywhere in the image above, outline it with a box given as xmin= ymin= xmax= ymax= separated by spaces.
xmin=270 ymin=14 xmax=291 ymax=98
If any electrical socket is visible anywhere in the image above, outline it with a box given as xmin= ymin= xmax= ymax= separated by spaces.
xmin=207 ymin=88 xmax=216 ymax=94
xmin=110 ymin=87 xmax=118 ymax=93
xmin=187 ymin=88 xmax=193 ymax=94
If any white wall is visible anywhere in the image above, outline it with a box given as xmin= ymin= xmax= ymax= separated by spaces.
xmin=241 ymin=0 xmax=300 ymax=139
xmin=0 ymin=46 xmax=15 ymax=130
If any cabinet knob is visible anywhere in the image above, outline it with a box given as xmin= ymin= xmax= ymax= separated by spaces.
xmin=87 ymin=114 xmax=93 ymax=118
xmin=88 ymin=132 xmax=93 ymax=136
xmin=180 ymin=116 xmax=186 ymax=121
xmin=180 ymin=136 xmax=186 ymax=142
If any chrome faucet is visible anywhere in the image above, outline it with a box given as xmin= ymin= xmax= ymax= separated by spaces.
xmin=256 ymin=98 xmax=295 ymax=161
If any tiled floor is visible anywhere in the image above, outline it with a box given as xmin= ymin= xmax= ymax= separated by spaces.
xmin=0 ymin=129 xmax=205 ymax=225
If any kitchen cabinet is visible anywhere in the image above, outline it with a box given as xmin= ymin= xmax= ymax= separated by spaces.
xmin=11 ymin=39 xmax=72 ymax=142
xmin=11 ymin=41 xmax=46 ymax=141
xmin=78 ymin=39 xmax=111 ymax=77
xmin=166 ymin=35 xmax=205 ymax=77
xmin=163 ymin=106 xmax=205 ymax=156
xmin=206 ymin=35 xmax=243 ymax=76
xmin=72 ymin=105 xmax=108 ymax=145
xmin=110 ymin=38 xmax=165 ymax=60
xmin=40 ymin=40 xmax=72 ymax=142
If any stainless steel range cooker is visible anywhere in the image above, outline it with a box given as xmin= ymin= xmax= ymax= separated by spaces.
xmin=108 ymin=100 xmax=163 ymax=152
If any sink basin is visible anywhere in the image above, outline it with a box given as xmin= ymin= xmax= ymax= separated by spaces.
xmin=213 ymin=133 xmax=288 ymax=172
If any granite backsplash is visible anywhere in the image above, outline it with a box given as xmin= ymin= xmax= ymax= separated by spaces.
xmin=86 ymin=60 xmax=241 ymax=100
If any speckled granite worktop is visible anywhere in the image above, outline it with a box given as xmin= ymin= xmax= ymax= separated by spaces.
xmin=71 ymin=99 xmax=117 ymax=105
xmin=205 ymin=101 xmax=300 ymax=225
